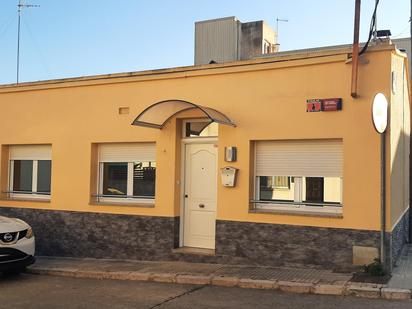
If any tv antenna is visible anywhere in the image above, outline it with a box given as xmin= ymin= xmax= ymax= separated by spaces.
xmin=16 ymin=0 xmax=40 ymax=84
xmin=276 ymin=18 xmax=289 ymax=47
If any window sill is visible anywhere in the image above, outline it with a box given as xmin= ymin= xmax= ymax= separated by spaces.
xmin=89 ymin=201 xmax=155 ymax=208
xmin=250 ymin=203 xmax=343 ymax=218
xmin=0 ymin=197 xmax=51 ymax=203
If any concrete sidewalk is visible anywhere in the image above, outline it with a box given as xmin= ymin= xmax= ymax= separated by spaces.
xmin=27 ymin=256 xmax=412 ymax=301
xmin=389 ymin=245 xmax=412 ymax=289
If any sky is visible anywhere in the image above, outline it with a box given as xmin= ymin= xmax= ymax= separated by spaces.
xmin=0 ymin=0 xmax=410 ymax=84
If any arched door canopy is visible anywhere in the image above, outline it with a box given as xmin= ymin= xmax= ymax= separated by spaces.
xmin=131 ymin=99 xmax=236 ymax=129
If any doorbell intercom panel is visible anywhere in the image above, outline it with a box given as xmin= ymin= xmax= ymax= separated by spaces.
xmin=225 ymin=146 xmax=237 ymax=162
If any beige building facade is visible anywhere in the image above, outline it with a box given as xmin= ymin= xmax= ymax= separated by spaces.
xmin=0 ymin=40 xmax=409 ymax=271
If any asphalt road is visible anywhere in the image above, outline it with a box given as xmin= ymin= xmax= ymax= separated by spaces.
xmin=0 ymin=273 xmax=411 ymax=309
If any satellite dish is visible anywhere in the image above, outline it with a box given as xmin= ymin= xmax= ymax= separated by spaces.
xmin=372 ymin=93 xmax=388 ymax=134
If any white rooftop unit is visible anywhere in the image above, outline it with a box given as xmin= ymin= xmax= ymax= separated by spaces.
xmin=194 ymin=16 xmax=277 ymax=65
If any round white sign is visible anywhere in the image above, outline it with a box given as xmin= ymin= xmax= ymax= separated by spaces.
xmin=372 ymin=93 xmax=388 ymax=134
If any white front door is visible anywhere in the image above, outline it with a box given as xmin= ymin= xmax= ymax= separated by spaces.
xmin=183 ymin=143 xmax=217 ymax=249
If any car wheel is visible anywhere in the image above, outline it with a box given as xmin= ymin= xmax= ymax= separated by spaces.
xmin=2 ymin=267 xmax=25 ymax=276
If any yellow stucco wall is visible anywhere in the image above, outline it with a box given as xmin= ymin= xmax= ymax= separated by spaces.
xmin=0 ymin=45 xmax=404 ymax=232
xmin=390 ymin=51 xmax=411 ymax=229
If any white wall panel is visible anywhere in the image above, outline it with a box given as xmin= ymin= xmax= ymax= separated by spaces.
xmin=99 ymin=143 xmax=156 ymax=162
xmin=195 ymin=17 xmax=239 ymax=65
xmin=256 ymin=140 xmax=343 ymax=177
xmin=10 ymin=144 xmax=52 ymax=160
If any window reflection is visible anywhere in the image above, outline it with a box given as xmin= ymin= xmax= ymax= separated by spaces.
xmin=259 ymin=176 xmax=294 ymax=202
xmin=258 ymin=176 xmax=342 ymax=205
xmin=185 ymin=121 xmax=218 ymax=137
xmin=133 ymin=161 xmax=156 ymax=197
xmin=101 ymin=161 xmax=156 ymax=198
xmin=302 ymin=177 xmax=341 ymax=204
xmin=37 ymin=160 xmax=51 ymax=193
xmin=13 ymin=160 xmax=33 ymax=192
xmin=102 ymin=163 xmax=128 ymax=196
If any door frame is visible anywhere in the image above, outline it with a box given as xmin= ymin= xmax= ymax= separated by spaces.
xmin=179 ymin=137 xmax=218 ymax=248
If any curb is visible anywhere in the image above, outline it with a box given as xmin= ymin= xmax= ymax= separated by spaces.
xmin=381 ymin=288 xmax=412 ymax=300
xmin=312 ymin=283 xmax=345 ymax=295
xmin=26 ymin=267 xmax=412 ymax=300
xmin=278 ymin=281 xmax=312 ymax=294
xmin=345 ymin=284 xmax=382 ymax=299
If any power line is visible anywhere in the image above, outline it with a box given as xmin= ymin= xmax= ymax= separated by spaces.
xmin=22 ymin=17 xmax=52 ymax=77
xmin=392 ymin=20 xmax=410 ymax=38
xmin=0 ymin=14 xmax=16 ymax=39
xmin=359 ymin=0 xmax=379 ymax=55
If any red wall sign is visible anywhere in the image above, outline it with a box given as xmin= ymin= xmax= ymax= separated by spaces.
xmin=307 ymin=98 xmax=342 ymax=112
xmin=307 ymin=99 xmax=322 ymax=112
xmin=322 ymin=98 xmax=342 ymax=111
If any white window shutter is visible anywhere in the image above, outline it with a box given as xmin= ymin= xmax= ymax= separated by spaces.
xmin=99 ymin=143 xmax=156 ymax=162
xmin=9 ymin=145 xmax=52 ymax=160
xmin=256 ymin=140 xmax=343 ymax=177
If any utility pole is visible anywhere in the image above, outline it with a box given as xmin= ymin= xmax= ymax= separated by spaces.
xmin=16 ymin=0 xmax=39 ymax=84
xmin=351 ymin=0 xmax=361 ymax=98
